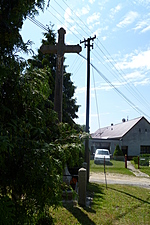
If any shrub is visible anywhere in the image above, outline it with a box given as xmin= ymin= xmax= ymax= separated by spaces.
xmin=0 ymin=196 xmax=14 ymax=225
xmin=36 ymin=211 xmax=54 ymax=225
xmin=113 ymin=144 xmax=123 ymax=156
xmin=36 ymin=216 xmax=54 ymax=225
xmin=133 ymin=156 xmax=138 ymax=164
xmin=140 ymin=154 xmax=150 ymax=166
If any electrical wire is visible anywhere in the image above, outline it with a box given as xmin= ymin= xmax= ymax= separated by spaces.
xmin=95 ymin=40 xmax=150 ymax=110
xmin=91 ymin=64 xmax=101 ymax=130
xmin=26 ymin=2 xmax=150 ymax=121
xmin=47 ymin=6 xmax=80 ymax=40
xmin=27 ymin=16 xmax=49 ymax=32
xmin=78 ymin=53 xmax=150 ymax=120
xmin=92 ymin=49 xmax=150 ymax=113
xmin=57 ymin=0 xmax=150 ymax=113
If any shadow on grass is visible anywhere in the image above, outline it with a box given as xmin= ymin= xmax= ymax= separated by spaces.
xmin=64 ymin=205 xmax=96 ymax=225
xmin=108 ymin=186 xmax=150 ymax=223
xmin=86 ymin=182 xmax=105 ymax=210
xmin=64 ymin=183 xmax=104 ymax=225
xmin=108 ymin=187 xmax=150 ymax=205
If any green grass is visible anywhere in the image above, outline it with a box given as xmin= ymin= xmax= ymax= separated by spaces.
xmin=90 ymin=159 xmax=134 ymax=175
xmin=49 ymin=183 xmax=150 ymax=224
xmin=140 ymin=167 xmax=150 ymax=176
xmin=131 ymin=160 xmax=150 ymax=176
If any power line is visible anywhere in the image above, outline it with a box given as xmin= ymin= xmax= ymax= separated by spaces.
xmin=27 ymin=16 xmax=49 ymax=32
xmin=78 ymin=53 xmax=150 ymax=120
xmin=52 ymin=1 xmax=150 ymax=114
xmin=47 ymin=5 xmax=80 ymax=40
xmin=92 ymin=48 xmax=150 ymax=113
xmin=26 ymin=4 xmax=150 ymax=119
xmin=95 ymin=40 xmax=150 ymax=110
xmin=91 ymin=64 xmax=101 ymax=130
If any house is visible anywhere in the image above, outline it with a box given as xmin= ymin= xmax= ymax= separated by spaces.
xmin=89 ymin=116 xmax=150 ymax=159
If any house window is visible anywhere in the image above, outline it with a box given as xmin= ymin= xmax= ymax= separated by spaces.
xmin=145 ymin=129 xmax=147 ymax=133
xmin=139 ymin=128 xmax=141 ymax=132
xmin=140 ymin=146 xmax=150 ymax=154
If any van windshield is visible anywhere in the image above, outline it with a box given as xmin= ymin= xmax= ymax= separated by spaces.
xmin=97 ymin=150 xmax=109 ymax=155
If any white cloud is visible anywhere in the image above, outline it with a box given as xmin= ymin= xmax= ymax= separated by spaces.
xmin=64 ymin=8 xmax=73 ymax=24
xmin=124 ymin=71 xmax=145 ymax=81
xmin=134 ymin=78 xmax=150 ymax=86
xmin=134 ymin=0 xmax=150 ymax=6
xmin=110 ymin=4 xmax=122 ymax=19
xmin=89 ymin=0 xmax=95 ymax=4
xmin=93 ymin=25 xmax=108 ymax=38
xmin=102 ymin=36 xmax=107 ymax=41
xmin=76 ymin=5 xmax=90 ymax=17
xmin=69 ymin=25 xmax=78 ymax=34
xmin=76 ymin=86 xmax=86 ymax=94
xmin=141 ymin=25 xmax=150 ymax=33
xmin=117 ymin=11 xmax=139 ymax=28
xmin=94 ymin=27 xmax=102 ymax=37
xmin=87 ymin=12 xmax=100 ymax=24
xmin=134 ymin=20 xmax=147 ymax=31
xmin=134 ymin=16 xmax=150 ymax=33
xmin=115 ymin=49 xmax=150 ymax=70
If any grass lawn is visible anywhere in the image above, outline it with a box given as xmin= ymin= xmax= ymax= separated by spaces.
xmin=49 ymin=183 xmax=150 ymax=225
xmin=140 ymin=167 xmax=150 ymax=176
xmin=90 ymin=159 xmax=134 ymax=176
xmin=131 ymin=160 xmax=150 ymax=176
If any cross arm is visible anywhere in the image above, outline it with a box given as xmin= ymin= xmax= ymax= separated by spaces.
xmin=40 ymin=44 xmax=57 ymax=54
xmin=64 ymin=44 xmax=82 ymax=53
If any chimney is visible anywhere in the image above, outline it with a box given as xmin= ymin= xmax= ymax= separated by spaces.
xmin=122 ymin=118 xmax=126 ymax=122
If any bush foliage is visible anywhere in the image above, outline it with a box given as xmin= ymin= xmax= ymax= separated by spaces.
xmin=0 ymin=1 xmax=85 ymax=224
xmin=113 ymin=144 xmax=123 ymax=156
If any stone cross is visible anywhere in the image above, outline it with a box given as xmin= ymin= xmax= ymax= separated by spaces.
xmin=40 ymin=27 xmax=82 ymax=122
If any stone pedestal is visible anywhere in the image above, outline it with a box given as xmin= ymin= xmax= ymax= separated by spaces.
xmin=78 ymin=168 xmax=87 ymax=206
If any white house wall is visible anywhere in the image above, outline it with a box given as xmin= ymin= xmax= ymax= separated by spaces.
xmin=89 ymin=117 xmax=150 ymax=157
xmin=122 ymin=118 xmax=150 ymax=156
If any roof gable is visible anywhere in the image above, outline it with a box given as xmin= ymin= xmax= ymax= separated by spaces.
xmin=91 ymin=117 xmax=148 ymax=139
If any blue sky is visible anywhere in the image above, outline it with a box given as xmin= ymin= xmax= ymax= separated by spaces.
xmin=20 ymin=0 xmax=150 ymax=133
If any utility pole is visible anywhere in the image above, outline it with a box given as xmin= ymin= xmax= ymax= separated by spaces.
xmin=80 ymin=35 xmax=96 ymax=182
xmin=40 ymin=27 xmax=82 ymax=122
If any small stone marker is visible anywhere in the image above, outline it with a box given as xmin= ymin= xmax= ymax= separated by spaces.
xmin=78 ymin=167 xmax=87 ymax=206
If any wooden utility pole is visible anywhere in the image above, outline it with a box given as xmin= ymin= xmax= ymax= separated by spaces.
xmin=40 ymin=27 xmax=82 ymax=122
xmin=80 ymin=35 xmax=96 ymax=182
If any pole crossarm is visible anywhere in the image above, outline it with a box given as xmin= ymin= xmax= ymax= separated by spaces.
xmin=80 ymin=35 xmax=96 ymax=49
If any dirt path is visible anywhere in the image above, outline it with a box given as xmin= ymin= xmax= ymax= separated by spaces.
xmin=89 ymin=172 xmax=150 ymax=189
xmin=90 ymin=162 xmax=150 ymax=189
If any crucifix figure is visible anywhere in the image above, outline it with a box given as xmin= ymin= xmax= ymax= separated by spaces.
xmin=40 ymin=27 xmax=82 ymax=122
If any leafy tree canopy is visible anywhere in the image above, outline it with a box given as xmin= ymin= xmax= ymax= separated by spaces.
xmin=0 ymin=0 xmax=85 ymax=224
xmin=0 ymin=65 xmax=84 ymax=224
xmin=0 ymin=0 xmax=51 ymax=56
